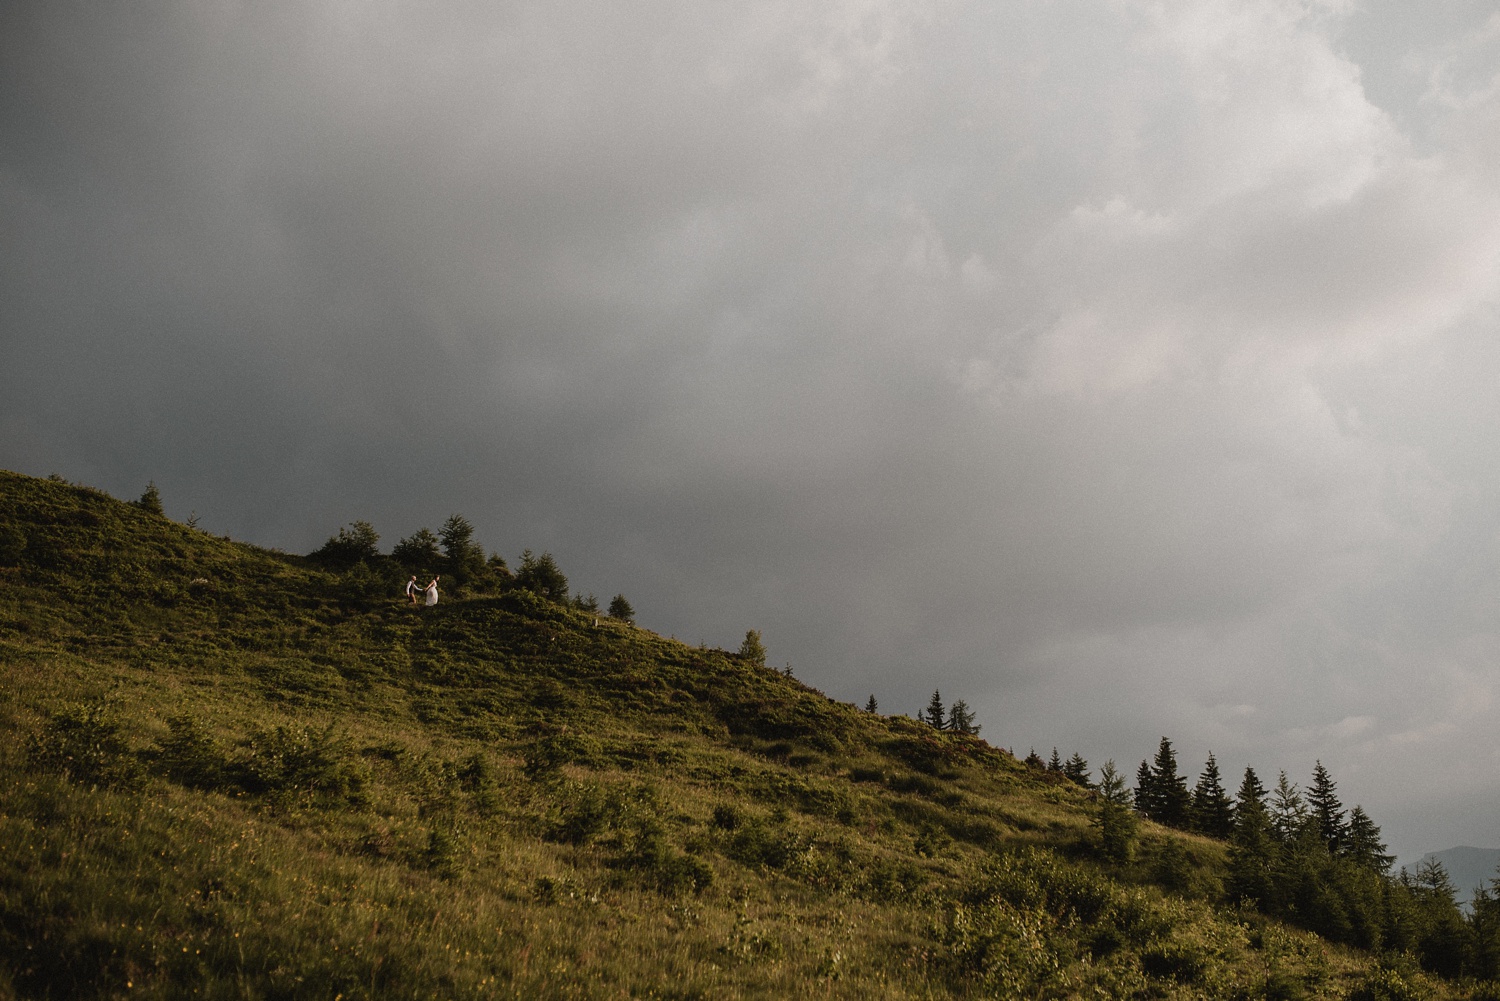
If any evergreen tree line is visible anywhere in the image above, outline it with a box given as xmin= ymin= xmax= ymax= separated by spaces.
xmin=312 ymin=517 xmax=634 ymax=622
xmin=1022 ymin=746 xmax=1091 ymax=785
xmin=1127 ymin=736 xmax=1499 ymax=979
xmin=862 ymin=690 xmax=984 ymax=736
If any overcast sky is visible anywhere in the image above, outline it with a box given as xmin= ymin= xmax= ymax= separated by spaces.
xmin=5 ymin=0 xmax=1500 ymax=862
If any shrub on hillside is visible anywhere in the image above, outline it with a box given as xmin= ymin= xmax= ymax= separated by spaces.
xmin=235 ymin=724 xmax=368 ymax=804
xmin=937 ymin=849 xmax=1182 ymax=997
xmin=859 ymin=857 xmax=925 ymax=901
xmin=336 ymin=559 xmax=394 ymax=605
xmin=615 ymin=816 xmax=714 ymax=895
xmin=523 ymin=730 xmax=601 ymax=780
xmin=500 ymin=587 xmax=555 ymax=618
xmin=935 ymin=902 xmax=1061 ymax=998
xmin=1151 ymin=839 xmax=1197 ymax=894
xmin=457 ymin=752 xmax=499 ymax=816
xmin=391 ymin=527 xmax=441 ymax=569
xmin=423 ymin=827 xmax=462 ymax=879
xmin=913 ymin=823 xmax=953 ymax=858
xmin=313 ymin=521 xmax=380 ymax=566
xmin=27 ymin=702 xmax=144 ymax=789
xmin=1346 ymin=966 xmax=1432 ymax=1001
xmin=150 ymin=715 xmax=228 ymax=790
xmin=149 ymin=717 xmax=368 ymax=805
xmin=1139 ymin=938 xmax=1209 ymax=984
xmin=888 ymin=772 xmax=938 ymax=796
xmin=547 ymin=781 xmax=624 ymax=845
xmin=1467 ymin=981 xmax=1500 ymax=1001
xmin=724 ymin=814 xmax=807 ymax=871
xmin=0 ymin=525 xmax=25 ymax=565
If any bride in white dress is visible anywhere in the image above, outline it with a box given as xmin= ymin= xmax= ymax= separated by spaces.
xmin=424 ymin=575 xmax=440 ymax=606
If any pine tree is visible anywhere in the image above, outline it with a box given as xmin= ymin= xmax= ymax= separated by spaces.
xmin=1025 ymin=748 xmax=1045 ymax=769
xmin=392 ymin=528 xmax=442 ymax=569
xmin=1063 ymin=752 xmax=1090 ymax=787
xmin=136 ymin=482 xmax=164 ymax=516
xmin=1276 ymin=824 xmax=1347 ymax=941
xmin=1134 ymin=759 xmax=1157 ymax=816
xmin=1190 ymin=753 xmax=1234 ymax=838
xmin=1149 ymin=737 xmax=1190 ymax=828
xmin=516 ymin=550 xmax=569 ymax=600
xmin=1403 ymin=859 xmax=1468 ymax=976
xmin=863 ymin=694 xmax=879 ymax=713
xmin=946 ymin=699 xmax=979 ymax=735
xmin=923 ymin=690 xmax=946 ymax=730
xmin=1306 ymin=761 xmax=1348 ymax=853
xmin=607 ymin=594 xmax=634 ymax=623
xmin=1470 ymin=876 xmax=1500 ymax=980
xmin=1099 ymin=760 xmax=1133 ymax=807
xmin=1409 ymin=858 xmax=1458 ymax=903
xmin=737 ymin=629 xmax=767 ymax=667
xmin=1269 ymin=771 xmax=1308 ymax=843
xmin=1093 ymin=760 xmax=1137 ymax=862
xmin=438 ymin=514 xmax=485 ymax=581
xmin=1233 ymin=766 xmax=1268 ymax=830
xmin=1226 ymin=784 xmax=1276 ymax=905
xmin=1343 ymin=805 xmax=1394 ymax=873
xmin=1047 ymin=747 xmax=1063 ymax=773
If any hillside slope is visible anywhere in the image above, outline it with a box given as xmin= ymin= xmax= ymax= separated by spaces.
xmin=0 ymin=470 xmax=1451 ymax=999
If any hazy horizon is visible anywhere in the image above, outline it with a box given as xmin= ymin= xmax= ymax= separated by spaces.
xmin=5 ymin=0 xmax=1500 ymax=862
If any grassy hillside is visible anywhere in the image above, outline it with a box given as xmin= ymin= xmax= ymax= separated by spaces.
xmin=0 ymin=469 xmax=1457 ymax=999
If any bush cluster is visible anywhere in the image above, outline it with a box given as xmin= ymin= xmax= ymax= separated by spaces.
xmin=28 ymin=707 xmax=369 ymax=807
xmin=541 ymin=778 xmax=713 ymax=896
xmin=26 ymin=702 xmax=144 ymax=789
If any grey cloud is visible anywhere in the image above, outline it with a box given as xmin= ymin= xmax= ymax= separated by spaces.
xmin=4 ymin=0 xmax=1500 ymax=858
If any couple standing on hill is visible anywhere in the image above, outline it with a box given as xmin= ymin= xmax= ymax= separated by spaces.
xmin=406 ymin=575 xmax=439 ymax=606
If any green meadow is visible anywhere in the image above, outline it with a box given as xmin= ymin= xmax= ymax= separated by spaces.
xmin=0 ymin=469 xmax=1484 ymax=999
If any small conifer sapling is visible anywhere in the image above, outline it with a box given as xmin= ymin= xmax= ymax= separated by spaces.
xmin=923 ymin=691 xmax=945 ymax=729
xmin=1094 ymin=760 xmax=1137 ymax=862
xmin=738 ymin=629 xmax=766 ymax=667
xmin=136 ymin=482 xmax=164 ymax=516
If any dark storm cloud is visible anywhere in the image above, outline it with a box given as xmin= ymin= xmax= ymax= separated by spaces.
xmin=5 ymin=0 xmax=1500 ymax=857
